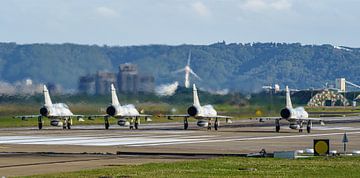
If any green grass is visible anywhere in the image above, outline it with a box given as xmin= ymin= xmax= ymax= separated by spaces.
xmin=29 ymin=156 xmax=360 ymax=178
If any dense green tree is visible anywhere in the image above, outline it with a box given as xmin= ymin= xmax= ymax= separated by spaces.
xmin=0 ymin=42 xmax=359 ymax=92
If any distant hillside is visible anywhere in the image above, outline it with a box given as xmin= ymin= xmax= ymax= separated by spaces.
xmin=0 ymin=42 xmax=360 ymax=92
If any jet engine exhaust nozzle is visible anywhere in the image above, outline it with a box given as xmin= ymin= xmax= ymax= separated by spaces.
xmin=187 ymin=106 xmax=198 ymax=116
xmin=280 ymin=108 xmax=291 ymax=119
xmin=40 ymin=107 xmax=49 ymax=117
xmin=106 ymin=106 xmax=116 ymax=116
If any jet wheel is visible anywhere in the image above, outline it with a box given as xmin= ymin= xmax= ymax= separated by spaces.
xmin=135 ymin=122 xmax=139 ymax=130
xmin=38 ymin=117 xmax=43 ymax=130
xmin=184 ymin=120 xmax=189 ymax=130
xmin=214 ymin=120 xmax=219 ymax=131
xmin=275 ymin=125 xmax=280 ymax=133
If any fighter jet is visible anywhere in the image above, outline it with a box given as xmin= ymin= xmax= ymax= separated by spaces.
xmin=255 ymin=86 xmax=359 ymax=133
xmin=15 ymin=85 xmax=84 ymax=129
xmin=88 ymin=84 xmax=152 ymax=129
xmin=161 ymin=84 xmax=232 ymax=130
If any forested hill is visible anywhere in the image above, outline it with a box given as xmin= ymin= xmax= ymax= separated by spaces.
xmin=0 ymin=42 xmax=359 ymax=92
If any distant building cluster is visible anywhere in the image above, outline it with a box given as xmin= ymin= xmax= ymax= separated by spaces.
xmin=0 ymin=79 xmax=62 ymax=96
xmin=78 ymin=63 xmax=155 ymax=95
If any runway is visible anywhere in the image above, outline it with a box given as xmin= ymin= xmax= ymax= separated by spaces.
xmin=1 ymin=119 xmax=360 ymax=176
xmin=1 ymin=129 xmax=360 ymax=147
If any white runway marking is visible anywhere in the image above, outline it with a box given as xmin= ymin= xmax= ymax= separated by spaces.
xmin=311 ymin=126 xmax=360 ymax=131
xmin=1 ymin=131 xmax=360 ymax=147
xmin=129 ymin=131 xmax=360 ymax=147
xmin=0 ymin=134 xmax=214 ymax=146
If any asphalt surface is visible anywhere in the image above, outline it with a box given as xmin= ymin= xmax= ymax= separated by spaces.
xmin=1 ymin=119 xmax=360 ymax=176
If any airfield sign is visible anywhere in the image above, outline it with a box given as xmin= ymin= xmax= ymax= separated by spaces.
xmin=342 ymin=132 xmax=349 ymax=154
xmin=314 ymin=139 xmax=330 ymax=156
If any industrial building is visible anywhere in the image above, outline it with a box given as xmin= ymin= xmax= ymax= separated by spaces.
xmin=95 ymin=71 xmax=116 ymax=95
xmin=78 ymin=63 xmax=155 ymax=95
xmin=78 ymin=75 xmax=96 ymax=95
xmin=117 ymin=63 xmax=139 ymax=93
xmin=307 ymin=78 xmax=360 ymax=107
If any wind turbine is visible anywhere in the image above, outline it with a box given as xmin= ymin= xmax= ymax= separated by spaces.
xmin=173 ymin=51 xmax=201 ymax=88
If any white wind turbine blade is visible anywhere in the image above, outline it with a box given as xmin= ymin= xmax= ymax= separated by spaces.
xmin=187 ymin=51 xmax=191 ymax=66
xmin=189 ymin=68 xmax=201 ymax=80
xmin=172 ymin=67 xmax=186 ymax=74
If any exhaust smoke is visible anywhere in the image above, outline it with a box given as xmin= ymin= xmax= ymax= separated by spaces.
xmin=155 ymin=81 xmax=179 ymax=96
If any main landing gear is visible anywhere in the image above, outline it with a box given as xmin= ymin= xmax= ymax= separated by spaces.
xmin=275 ymin=119 xmax=280 ymax=132
xmin=298 ymin=121 xmax=311 ymax=133
xmin=184 ymin=117 xmax=189 ymax=130
xmin=130 ymin=117 xmax=139 ymax=130
xmin=298 ymin=121 xmax=304 ymax=133
xmin=63 ymin=118 xmax=72 ymax=130
xmin=208 ymin=118 xmax=219 ymax=131
xmin=214 ymin=118 xmax=219 ymax=131
xmin=104 ymin=116 xmax=110 ymax=129
xmin=134 ymin=117 xmax=139 ymax=130
xmin=38 ymin=116 xmax=43 ymax=130
xmin=306 ymin=120 xmax=312 ymax=133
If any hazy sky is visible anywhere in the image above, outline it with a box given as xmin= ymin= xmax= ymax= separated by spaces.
xmin=0 ymin=0 xmax=359 ymax=47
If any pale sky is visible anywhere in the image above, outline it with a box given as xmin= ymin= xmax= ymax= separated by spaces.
xmin=0 ymin=0 xmax=359 ymax=47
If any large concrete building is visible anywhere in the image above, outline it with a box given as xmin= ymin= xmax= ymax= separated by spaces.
xmin=95 ymin=71 xmax=116 ymax=95
xmin=117 ymin=63 xmax=139 ymax=93
xmin=78 ymin=63 xmax=154 ymax=95
xmin=78 ymin=75 xmax=96 ymax=95
xmin=335 ymin=78 xmax=346 ymax=92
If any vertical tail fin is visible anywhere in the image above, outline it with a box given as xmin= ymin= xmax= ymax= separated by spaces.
xmin=285 ymin=86 xmax=293 ymax=108
xmin=193 ymin=84 xmax=200 ymax=106
xmin=111 ymin=84 xmax=120 ymax=105
xmin=43 ymin=85 xmax=52 ymax=106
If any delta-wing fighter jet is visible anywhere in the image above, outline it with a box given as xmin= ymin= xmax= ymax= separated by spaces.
xmin=161 ymin=84 xmax=232 ymax=130
xmin=255 ymin=86 xmax=360 ymax=133
xmin=88 ymin=84 xmax=152 ymax=129
xmin=15 ymin=85 xmax=84 ymax=129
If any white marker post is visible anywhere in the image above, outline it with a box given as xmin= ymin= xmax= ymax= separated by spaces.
xmin=342 ymin=132 xmax=349 ymax=155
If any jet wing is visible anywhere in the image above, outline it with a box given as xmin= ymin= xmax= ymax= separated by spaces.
xmin=14 ymin=115 xmax=40 ymax=120
xmin=214 ymin=115 xmax=233 ymax=119
xmin=137 ymin=114 xmax=152 ymax=117
xmin=86 ymin=115 xmax=107 ymax=120
xmin=14 ymin=114 xmax=84 ymax=119
xmin=162 ymin=114 xmax=189 ymax=117
xmin=254 ymin=116 xmax=360 ymax=122
xmin=159 ymin=114 xmax=190 ymax=120
xmin=252 ymin=117 xmax=282 ymax=122
xmin=86 ymin=114 xmax=152 ymax=121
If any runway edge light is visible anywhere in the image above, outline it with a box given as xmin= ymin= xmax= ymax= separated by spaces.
xmin=314 ymin=139 xmax=330 ymax=156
